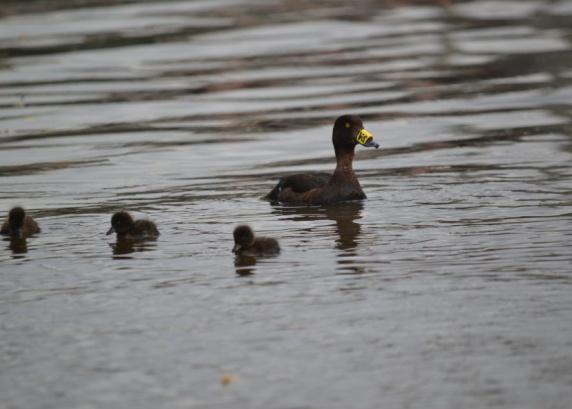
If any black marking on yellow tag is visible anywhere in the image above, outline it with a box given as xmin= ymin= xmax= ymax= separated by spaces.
xmin=356 ymin=129 xmax=373 ymax=145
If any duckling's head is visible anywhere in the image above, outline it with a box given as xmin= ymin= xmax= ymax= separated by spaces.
xmin=8 ymin=207 xmax=26 ymax=237
xmin=107 ymin=211 xmax=134 ymax=236
xmin=233 ymin=225 xmax=255 ymax=254
xmin=333 ymin=115 xmax=379 ymax=153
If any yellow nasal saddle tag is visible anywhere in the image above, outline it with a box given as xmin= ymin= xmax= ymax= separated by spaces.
xmin=356 ymin=129 xmax=373 ymax=145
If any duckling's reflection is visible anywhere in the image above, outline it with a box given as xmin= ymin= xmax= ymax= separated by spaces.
xmin=110 ymin=238 xmax=157 ymax=259
xmin=234 ymin=254 xmax=257 ymax=276
xmin=6 ymin=237 xmax=28 ymax=257
xmin=271 ymin=201 xmax=364 ymax=273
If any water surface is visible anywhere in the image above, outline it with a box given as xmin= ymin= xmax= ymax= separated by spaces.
xmin=1 ymin=1 xmax=572 ymax=408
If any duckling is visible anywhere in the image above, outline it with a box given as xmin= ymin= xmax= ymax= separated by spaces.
xmin=265 ymin=115 xmax=379 ymax=205
xmin=232 ymin=225 xmax=280 ymax=256
xmin=106 ymin=211 xmax=159 ymax=239
xmin=1 ymin=206 xmax=40 ymax=238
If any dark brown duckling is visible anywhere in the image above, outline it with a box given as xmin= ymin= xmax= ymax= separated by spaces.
xmin=232 ymin=225 xmax=280 ymax=256
xmin=1 ymin=207 xmax=40 ymax=238
xmin=106 ymin=211 xmax=159 ymax=239
xmin=265 ymin=115 xmax=379 ymax=205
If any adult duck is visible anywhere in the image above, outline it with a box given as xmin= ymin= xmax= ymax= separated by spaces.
xmin=265 ymin=115 xmax=379 ymax=205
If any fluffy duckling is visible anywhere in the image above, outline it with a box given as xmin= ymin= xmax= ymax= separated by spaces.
xmin=232 ymin=225 xmax=280 ymax=256
xmin=1 ymin=207 xmax=40 ymax=238
xmin=106 ymin=211 xmax=159 ymax=239
xmin=266 ymin=114 xmax=379 ymax=205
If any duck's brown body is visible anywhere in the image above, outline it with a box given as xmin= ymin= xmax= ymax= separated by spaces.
xmin=1 ymin=207 xmax=40 ymax=238
xmin=265 ymin=115 xmax=378 ymax=205
xmin=266 ymin=157 xmax=366 ymax=204
xmin=243 ymin=237 xmax=280 ymax=256
xmin=125 ymin=219 xmax=160 ymax=239
xmin=232 ymin=225 xmax=280 ymax=256
xmin=107 ymin=211 xmax=159 ymax=239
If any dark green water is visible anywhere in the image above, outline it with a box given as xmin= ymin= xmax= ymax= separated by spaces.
xmin=1 ymin=1 xmax=571 ymax=408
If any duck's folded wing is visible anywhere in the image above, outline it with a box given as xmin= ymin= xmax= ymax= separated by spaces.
xmin=280 ymin=173 xmax=331 ymax=193
xmin=23 ymin=216 xmax=40 ymax=236
xmin=265 ymin=173 xmax=330 ymax=200
xmin=133 ymin=220 xmax=160 ymax=237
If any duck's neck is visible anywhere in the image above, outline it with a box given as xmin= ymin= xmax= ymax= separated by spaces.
xmin=332 ymin=148 xmax=358 ymax=183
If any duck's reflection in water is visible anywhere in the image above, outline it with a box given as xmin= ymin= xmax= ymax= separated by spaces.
xmin=5 ymin=237 xmax=28 ymax=257
xmin=234 ymin=254 xmax=257 ymax=276
xmin=328 ymin=202 xmax=363 ymax=254
xmin=271 ymin=201 xmax=365 ymax=273
xmin=110 ymin=238 xmax=158 ymax=259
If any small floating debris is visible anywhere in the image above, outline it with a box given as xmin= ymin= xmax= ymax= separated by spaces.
xmin=220 ymin=374 xmax=239 ymax=386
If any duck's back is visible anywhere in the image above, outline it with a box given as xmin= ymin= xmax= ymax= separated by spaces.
xmin=252 ymin=237 xmax=280 ymax=255
xmin=1 ymin=216 xmax=40 ymax=237
xmin=267 ymin=173 xmax=366 ymax=205
xmin=266 ymin=172 xmax=330 ymax=201
xmin=23 ymin=216 xmax=41 ymax=237
xmin=131 ymin=219 xmax=159 ymax=238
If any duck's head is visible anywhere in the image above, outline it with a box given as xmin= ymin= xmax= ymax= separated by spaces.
xmin=8 ymin=207 xmax=26 ymax=237
xmin=107 ymin=211 xmax=134 ymax=236
xmin=232 ymin=225 xmax=255 ymax=254
xmin=332 ymin=115 xmax=379 ymax=153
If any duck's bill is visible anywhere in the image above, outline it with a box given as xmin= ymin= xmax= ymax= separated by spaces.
xmin=106 ymin=227 xmax=115 ymax=235
xmin=232 ymin=244 xmax=241 ymax=254
xmin=356 ymin=129 xmax=379 ymax=148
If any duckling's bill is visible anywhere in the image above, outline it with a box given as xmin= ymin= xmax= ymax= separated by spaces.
xmin=356 ymin=129 xmax=379 ymax=148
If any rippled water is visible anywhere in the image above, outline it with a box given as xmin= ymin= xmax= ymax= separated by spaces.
xmin=1 ymin=1 xmax=572 ymax=408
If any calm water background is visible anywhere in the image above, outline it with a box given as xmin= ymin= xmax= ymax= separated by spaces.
xmin=1 ymin=0 xmax=572 ymax=408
